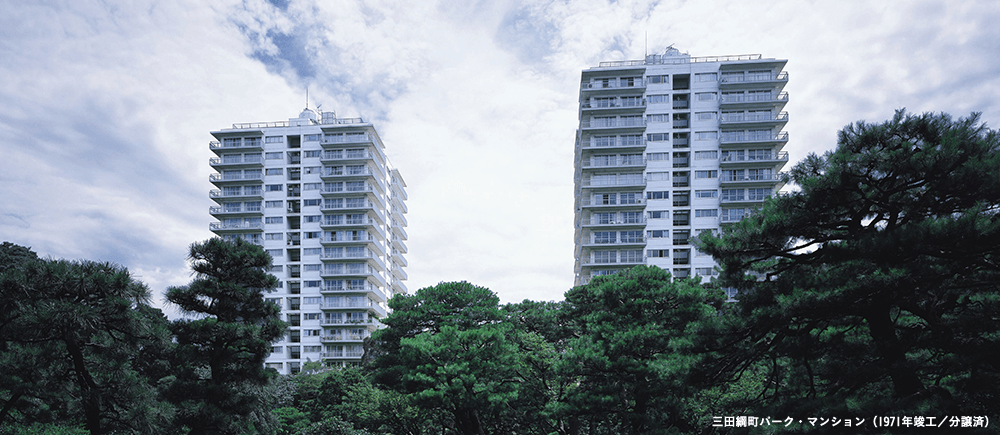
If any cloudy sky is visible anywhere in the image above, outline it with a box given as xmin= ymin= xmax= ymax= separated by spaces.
xmin=2 ymin=0 xmax=999 ymax=312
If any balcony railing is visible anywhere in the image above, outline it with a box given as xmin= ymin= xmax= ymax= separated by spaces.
xmin=581 ymin=100 xmax=646 ymax=109
xmin=720 ymin=151 xmax=789 ymax=163
xmin=210 ymin=173 xmax=263 ymax=182
xmin=720 ymin=92 xmax=789 ymax=104
xmin=320 ymin=318 xmax=379 ymax=326
xmin=584 ymin=217 xmax=646 ymax=225
xmin=322 ymin=133 xmax=374 ymax=144
xmin=209 ymin=205 xmax=262 ymax=214
xmin=719 ymin=173 xmax=783 ymax=182
xmin=581 ymin=81 xmax=645 ymax=90
xmin=581 ymin=158 xmax=645 ymax=168
xmin=210 ymin=155 xmax=263 ymax=165
xmin=720 ymin=111 xmax=789 ymax=124
xmin=583 ymin=177 xmax=646 ymax=187
xmin=580 ymin=198 xmax=645 ymax=207
xmin=580 ymin=119 xmax=646 ymax=129
xmin=321 ymin=332 xmax=370 ymax=342
xmin=582 ymin=139 xmax=646 ymax=149
xmin=209 ymin=222 xmax=263 ymax=231
xmin=720 ymin=71 xmax=788 ymax=84
xmin=720 ymin=131 xmax=789 ymax=144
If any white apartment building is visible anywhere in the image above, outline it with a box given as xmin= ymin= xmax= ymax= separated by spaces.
xmin=573 ymin=48 xmax=788 ymax=296
xmin=209 ymin=108 xmax=408 ymax=374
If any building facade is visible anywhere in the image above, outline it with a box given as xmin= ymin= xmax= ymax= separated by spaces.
xmin=209 ymin=108 xmax=408 ymax=374
xmin=573 ymin=49 xmax=788 ymax=295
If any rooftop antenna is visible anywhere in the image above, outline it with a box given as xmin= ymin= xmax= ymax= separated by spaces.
xmin=305 ymin=87 xmax=309 ymax=109
xmin=645 ymin=31 xmax=647 ymax=57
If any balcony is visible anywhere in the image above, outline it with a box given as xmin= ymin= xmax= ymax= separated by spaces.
xmin=209 ymin=138 xmax=263 ymax=152
xmin=580 ymin=100 xmax=646 ymax=110
xmin=209 ymin=155 xmax=263 ymax=167
xmin=719 ymin=173 xmax=785 ymax=186
xmin=320 ymin=317 xmax=381 ymax=329
xmin=209 ymin=205 xmax=263 ymax=216
xmin=719 ymin=92 xmax=789 ymax=109
xmin=209 ymin=189 xmax=263 ymax=201
xmin=581 ymin=216 xmax=646 ymax=227
xmin=720 ymin=131 xmax=789 ymax=145
xmin=583 ymin=238 xmax=646 ymax=247
xmin=581 ymin=81 xmax=645 ymax=91
xmin=320 ymin=332 xmax=371 ymax=343
xmin=581 ymin=257 xmax=645 ymax=266
xmin=320 ymin=301 xmax=387 ymax=318
xmin=209 ymin=222 xmax=263 ymax=231
xmin=580 ymin=119 xmax=646 ymax=130
xmin=209 ymin=173 xmax=264 ymax=184
xmin=580 ymin=198 xmax=645 ymax=209
xmin=582 ymin=177 xmax=646 ymax=188
xmin=322 ymin=283 xmax=387 ymax=302
xmin=719 ymin=151 xmax=789 ymax=166
xmin=321 ymin=133 xmax=374 ymax=145
xmin=719 ymin=71 xmax=789 ymax=88
xmin=719 ymin=111 xmax=789 ymax=127
xmin=581 ymin=158 xmax=646 ymax=169
xmin=321 ymin=149 xmax=375 ymax=162
xmin=580 ymin=138 xmax=646 ymax=150
xmin=321 ymin=251 xmax=386 ymax=271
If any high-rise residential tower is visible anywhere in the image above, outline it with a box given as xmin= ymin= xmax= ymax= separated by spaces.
xmin=209 ymin=108 xmax=408 ymax=374
xmin=573 ymin=48 xmax=788 ymax=295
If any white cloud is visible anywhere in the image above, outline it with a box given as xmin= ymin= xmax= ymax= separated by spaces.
xmin=1 ymin=0 xmax=999 ymax=308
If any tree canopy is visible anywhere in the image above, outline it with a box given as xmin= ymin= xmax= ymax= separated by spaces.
xmin=696 ymin=110 xmax=1000 ymax=419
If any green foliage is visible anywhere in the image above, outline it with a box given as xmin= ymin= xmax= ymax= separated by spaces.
xmin=558 ymin=266 xmax=724 ymax=434
xmin=0 ymin=244 xmax=174 ymax=434
xmin=165 ymin=237 xmax=287 ymax=435
xmin=372 ymin=282 xmax=531 ymax=435
xmin=696 ymin=110 xmax=1000 ymax=420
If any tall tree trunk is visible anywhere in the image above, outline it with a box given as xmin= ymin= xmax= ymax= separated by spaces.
xmin=64 ymin=334 xmax=103 ymax=434
xmin=865 ymin=305 xmax=924 ymax=397
xmin=454 ymin=408 xmax=486 ymax=435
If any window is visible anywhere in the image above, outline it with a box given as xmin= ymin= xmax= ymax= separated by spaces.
xmin=304 ymin=346 xmax=322 ymax=353
xmin=304 ymin=166 xmax=321 ymax=174
xmin=696 ymin=131 xmax=718 ymax=140
xmin=695 ymin=209 xmax=719 ymax=217
xmin=647 ymin=94 xmax=669 ymax=104
xmin=303 ymin=313 xmax=320 ymax=320
xmin=265 ymin=216 xmax=283 ymax=224
xmin=646 ymin=133 xmax=669 ymax=142
xmin=265 ymin=136 xmax=283 ymax=143
xmin=620 ymin=96 xmax=643 ymax=107
xmin=304 ymin=215 xmax=321 ymax=223
xmin=622 ymin=211 xmax=643 ymax=223
xmin=592 ymin=212 xmax=613 ymax=225
xmin=646 ymin=172 xmax=670 ymax=181
xmin=697 ymin=112 xmax=716 ymax=120
xmin=265 ymin=168 xmax=283 ymax=176
xmin=620 ymin=231 xmax=642 ymax=243
xmin=266 ymin=249 xmax=283 ymax=257
xmin=722 ymin=189 xmax=745 ymax=201
xmin=695 ymin=170 xmax=718 ymax=179
xmin=618 ymin=135 xmax=641 ymax=146
xmin=646 ymin=75 xmax=669 ymax=84
xmin=265 ymin=233 xmax=282 ymax=240
xmin=696 ymin=92 xmax=716 ymax=101
xmin=304 ymin=281 xmax=321 ymax=289
xmin=265 ymin=152 xmax=283 ymax=159
xmin=593 ymin=251 xmax=616 ymax=264
xmin=722 ymin=208 xmax=747 ymax=222
xmin=304 ymin=231 xmax=321 ymax=239
xmin=647 ymin=230 xmax=669 ymax=238
xmin=647 ymin=249 xmax=669 ymax=258
xmin=303 ymin=199 xmax=321 ymax=207
xmin=696 ymin=267 xmax=718 ymax=276
xmin=695 ymin=190 xmax=718 ymax=198
xmin=647 ymin=211 xmax=668 ymax=219
xmin=304 ymin=150 xmax=321 ymax=158
xmin=592 ymin=136 xmax=614 ymax=147
xmin=266 ymin=184 xmax=282 ymax=192
xmin=646 ymin=114 xmax=669 ymax=123
xmin=646 ymin=191 xmax=669 ymax=200
xmin=646 ymin=152 xmax=669 ymax=162
xmin=621 ymin=250 xmax=643 ymax=262
xmin=694 ymin=150 xmax=718 ymax=159
xmin=303 ymin=183 xmax=321 ymax=191
xmin=265 ymin=200 xmax=283 ymax=208
xmin=696 ymin=72 xmax=717 ymax=82
xmin=303 ymin=134 xmax=320 ymax=141
xmin=619 ymin=193 xmax=641 ymax=205
xmin=748 ymin=188 xmax=772 ymax=200
xmin=303 ymin=248 xmax=321 ymax=256
xmin=593 ymin=232 xmax=615 ymax=244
